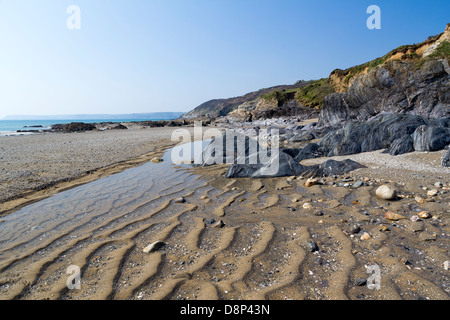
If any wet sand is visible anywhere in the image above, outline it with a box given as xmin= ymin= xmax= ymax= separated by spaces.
xmin=0 ymin=126 xmax=193 ymax=216
xmin=0 ymin=125 xmax=448 ymax=300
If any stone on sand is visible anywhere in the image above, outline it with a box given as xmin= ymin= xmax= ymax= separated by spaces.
xmin=143 ymin=240 xmax=166 ymax=253
xmin=375 ymin=185 xmax=397 ymax=200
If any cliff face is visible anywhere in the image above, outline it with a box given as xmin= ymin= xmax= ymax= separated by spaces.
xmin=183 ymin=24 xmax=450 ymax=125
xmin=318 ymin=58 xmax=450 ymax=128
xmin=181 ymin=84 xmax=308 ymax=119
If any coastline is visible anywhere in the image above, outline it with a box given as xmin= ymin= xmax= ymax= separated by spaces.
xmin=0 ymin=125 xmax=195 ymax=216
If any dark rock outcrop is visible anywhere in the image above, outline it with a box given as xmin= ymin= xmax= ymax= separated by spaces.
xmin=318 ymin=114 xmax=428 ymax=156
xmin=318 ymin=59 xmax=450 ymax=128
xmin=384 ymin=135 xmax=415 ymax=155
xmin=412 ymin=125 xmax=450 ymax=151
xmin=51 ymin=122 xmax=96 ymax=132
xmin=442 ymin=149 xmax=450 ymax=167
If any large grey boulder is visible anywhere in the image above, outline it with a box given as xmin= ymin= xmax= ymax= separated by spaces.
xmin=412 ymin=125 xmax=450 ymax=152
xmin=442 ymin=149 xmax=450 ymax=167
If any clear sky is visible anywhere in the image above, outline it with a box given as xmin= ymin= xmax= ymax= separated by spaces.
xmin=0 ymin=0 xmax=449 ymax=118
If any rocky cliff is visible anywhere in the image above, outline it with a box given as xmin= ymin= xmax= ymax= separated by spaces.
xmin=183 ymin=24 xmax=449 ymax=127
xmin=318 ymin=24 xmax=450 ymax=128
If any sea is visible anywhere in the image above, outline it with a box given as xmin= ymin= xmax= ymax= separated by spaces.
xmin=0 ymin=119 xmax=168 ymax=135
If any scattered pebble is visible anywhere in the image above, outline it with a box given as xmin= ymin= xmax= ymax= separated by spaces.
xmin=385 ymin=211 xmax=407 ymax=221
xmin=376 ymin=185 xmax=397 ymax=200
xmin=418 ymin=211 xmax=431 ymax=219
xmin=305 ymin=178 xmax=319 ymax=187
xmin=306 ymin=240 xmax=319 ymax=252
xmin=175 ymin=197 xmax=186 ymax=203
xmin=212 ymin=220 xmax=225 ymax=228
xmin=354 ymin=278 xmax=367 ymax=286
xmin=143 ymin=240 xmax=166 ymax=253
xmin=360 ymin=232 xmax=371 ymax=241
xmin=150 ymin=157 xmax=163 ymax=163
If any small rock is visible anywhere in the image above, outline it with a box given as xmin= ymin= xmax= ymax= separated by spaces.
xmin=203 ymin=218 xmax=216 ymax=225
xmin=350 ymin=225 xmax=361 ymax=234
xmin=143 ymin=241 xmax=166 ymax=253
xmin=444 ymin=261 xmax=450 ymax=270
xmin=302 ymin=202 xmax=312 ymax=209
xmin=352 ymin=181 xmax=363 ymax=188
xmin=151 ymin=157 xmax=163 ymax=163
xmin=354 ymin=278 xmax=367 ymax=286
xmin=418 ymin=211 xmax=431 ymax=219
xmin=175 ymin=197 xmax=186 ymax=203
xmin=401 ymin=258 xmax=413 ymax=269
xmin=427 ymin=189 xmax=438 ymax=197
xmin=434 ymin=182 xmax=443 ymax=188
xmin=305 ymin=178 xmax=319 ymax=187
xmin=360 ymin=232 xmax=371 ymax=241
xmin=415 ymin=196 xmax=425 ymax=204
xmin=212 ymin=220 xmax=225 ymax=228
xmin=201 ymin=195 xmax=208 ymax=200
xmin=306 ymin=240 xmax=319 ymax=252
xmin=375 ymin=185 xmax=397 ymax=200
xmin=385 ymin=211 xmax=407 ymax=221
xmin=410 ymin=215 xmax=420 ymax=222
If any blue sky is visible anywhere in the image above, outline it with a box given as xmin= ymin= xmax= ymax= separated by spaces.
xmin=0 ymin=0 xmax=449 ymax=118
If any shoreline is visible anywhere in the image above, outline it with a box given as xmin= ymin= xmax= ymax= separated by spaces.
xmin=0 ymin=125 xmax=196 ymax=217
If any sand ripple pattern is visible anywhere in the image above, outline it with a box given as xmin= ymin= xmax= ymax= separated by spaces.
xmin=0 ymin=155 xmax=449 ymax=300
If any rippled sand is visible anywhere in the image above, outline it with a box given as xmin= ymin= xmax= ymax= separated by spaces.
xmin=0 ymin=140 xmax=448 ymax=300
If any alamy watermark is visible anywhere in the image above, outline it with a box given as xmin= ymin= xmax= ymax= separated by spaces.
xmin=367 ymin=5 xmax=381 ymax=30
xmin=66 ymin=5 xmax=81 ymax=30
xmin=66 ymin=265 xmax=81 ymax=290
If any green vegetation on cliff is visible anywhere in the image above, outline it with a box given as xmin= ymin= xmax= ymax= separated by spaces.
xmin=294 ymin=78 xmax=335 ymax=109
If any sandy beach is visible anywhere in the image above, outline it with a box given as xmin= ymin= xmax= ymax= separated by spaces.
xmin=0 ymin=122 xmax=448 ymax=301
xmin=0 ymin=125 xmax=194 ymax=215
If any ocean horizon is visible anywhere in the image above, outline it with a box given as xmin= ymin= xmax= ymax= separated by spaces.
xmin=0 ymin=118 xmax=175 ymax=133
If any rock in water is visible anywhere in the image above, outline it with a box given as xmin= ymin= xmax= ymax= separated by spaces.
xmin=376 ymin=185 xmax=397 ymax=200
xmin=151 ymin=157 xmax=163 ymax=163
xmin=143 ymin=241 xmax=166 ymax=253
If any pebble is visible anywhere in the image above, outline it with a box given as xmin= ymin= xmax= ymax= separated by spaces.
xmin=302 ymin=202 xmax=312 ymax=209
xmin=415 ymin=196 xmax=425 ymax=204
xmin=385 ymin=211 xmax=407 ymax=221
xmin=434 ymin=182 xmax=443 ymax=188
xmin=360 ymin=232 xmax=371 ymax=241
xmin=150 ymin=157 xmax=163 ymax=163
xmin=375 ymin=185 xmax=397 ymax=200
xmin=444 ymin=261 xmax=450 ymax=271
xmin=410 ymin=215 xmax=420 ymax=222
xmin=427 ymin=189 xmax=438 ymax=197
xmin=306 ymin=240 xmax=319 ymax=252
xmin=143 ymin=240 xmax=166 ymax=253
xmin=350 ymin=225 xmax=361 ymax=234
xmin=418 ymin=211 xmax=431 ymax=219
xmin=354 ymin=278 xmax=367 ymax=286
xmin=212 ymin=220 xmax=225 ymax=228
xmin=352 ymin=181 xmax=363 ymax=188
xmin=175 ymin=197 xmax=186 ymax=203
xmin=305 ymin=178 xmax=319 ymax=187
